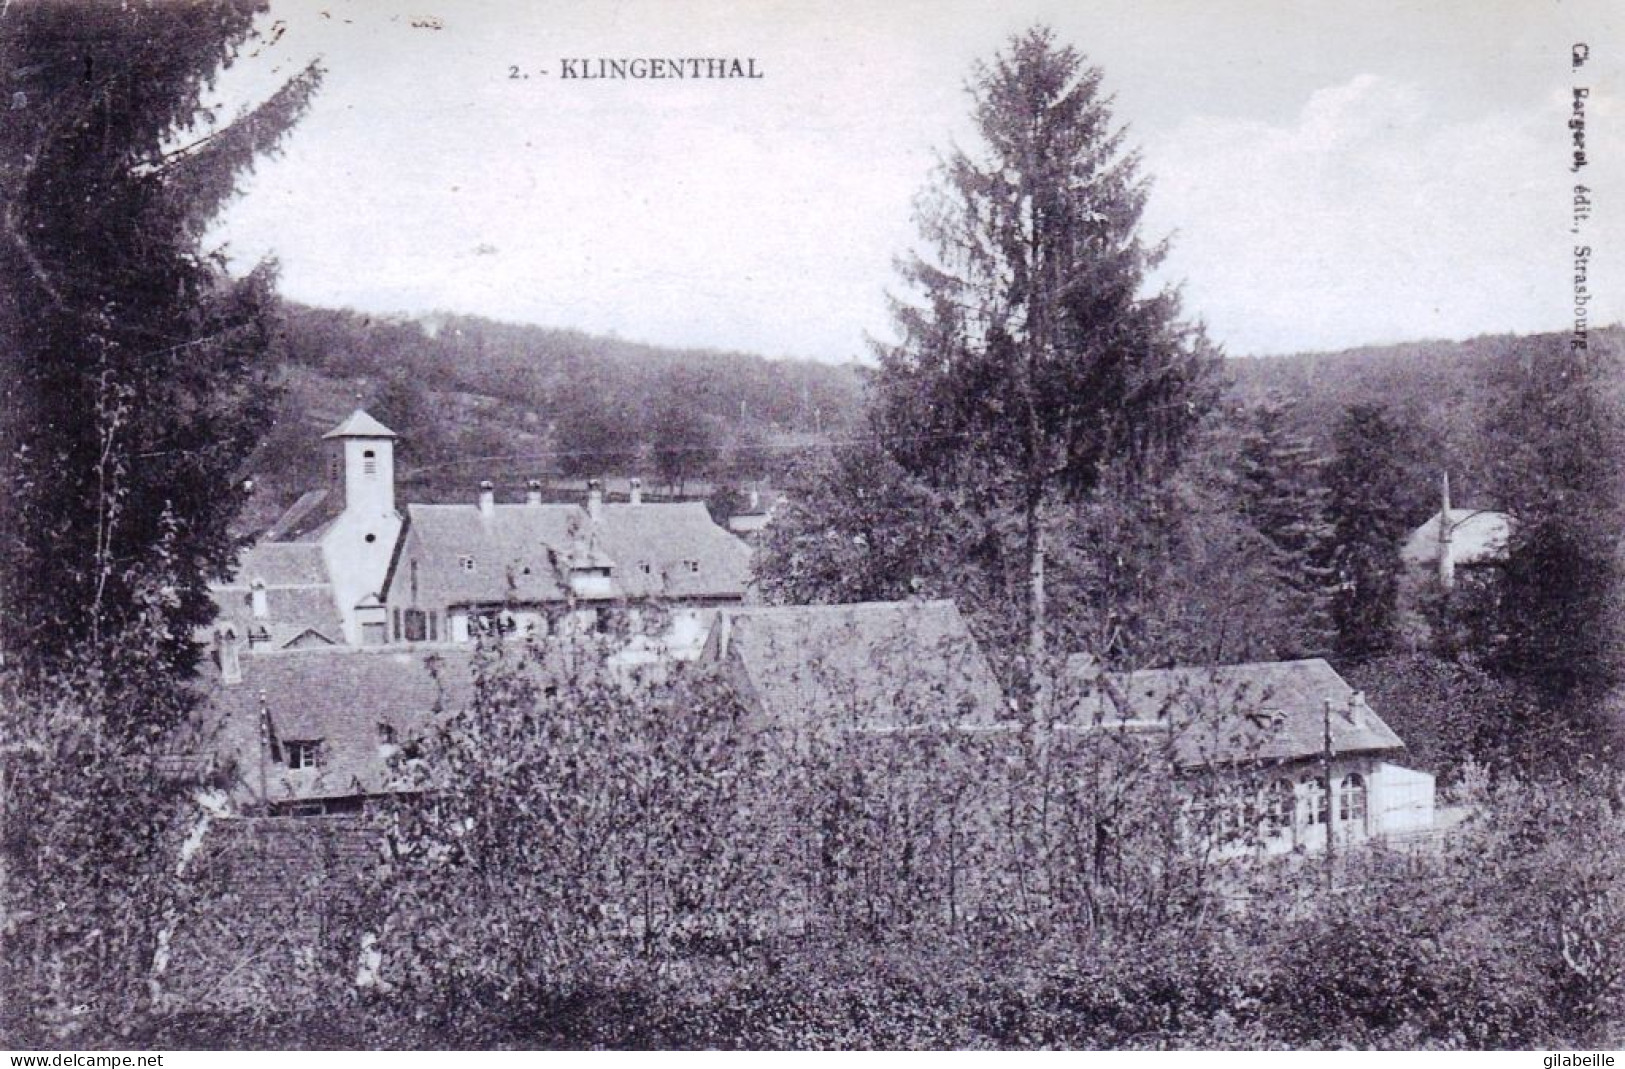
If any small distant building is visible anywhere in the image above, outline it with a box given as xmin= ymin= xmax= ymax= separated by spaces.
xmin=701 ymin=599 xmax=1009 ymax=730
xmin=725 ymin=485 xmax=781 ymax=539
xmin=1400 ymin=472 xmax=1512 ymax=589
xmin=1060 ymin=656 xmax=1437 ymax=855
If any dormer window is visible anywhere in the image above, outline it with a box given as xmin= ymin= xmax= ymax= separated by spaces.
xmin=285 ymin=740 xmax=322 ymax=770
xmin=363 ymin=449 xmax=377 ymax=476
xmin=1245 ymin=707 xmax=1284 ymax=728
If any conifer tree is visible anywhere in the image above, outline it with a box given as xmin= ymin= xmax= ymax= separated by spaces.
xmin=1231 ymin=396 xmax=1336 ymax=655
xmin=1487 ymin=343 xmax=1625 ymax=713
xmin=873 ymin=27 xmax=1219 ymax=713
xmin=0 ymin=2 xmax=322 ymax=689
xmin=1324 ymin=404 xmax=1415 ymax=659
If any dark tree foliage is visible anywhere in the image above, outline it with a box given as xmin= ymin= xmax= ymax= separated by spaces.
xmin=1228 ymin=396 xmax=1336 ymax=655
xmin=756 ymin=441 xmax=972 ymax=608
xmin=1323 ymin=405 xmax=1416 ymax=659
xmin=371 ymin=367 xmax=452 ymax=468
xmin=650 ymin=370 xmax=722 ymax=493
xmin=551 ymin=358 xmax=641 ymax=478
xmin=1485 ymin=343 xmax=1625 ymax=716
xmin=0 ymin=2 xmax=321 ymax=691
xmin=873 ymin=27 xmax=1219 ymax=706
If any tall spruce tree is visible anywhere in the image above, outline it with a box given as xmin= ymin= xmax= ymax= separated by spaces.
xmin=0 ymin=5 xmax=321 ymax=1042
xmin=874 ymin=27 xmax=1218 ymax=712
xmin=1231 ymin=395 xmax=1336 ymax=656
xmin=0 ymin=3 xmax=321 ymax=690
xmin=1324 ymin=404 xmax=1414 ymax=660
xmin=1487 ymin=343 xmax=1625 ymax=713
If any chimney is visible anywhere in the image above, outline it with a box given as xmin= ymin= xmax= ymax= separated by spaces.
xmin=587 ymin=478 xmax=603 ymax=522
xmin=479 ymin=479 xmax=495 ymax=518
xmin=1347 ymin=690 xmax=1367 ymax=728
xmin=526 ymin=479 xmax=543 ymax=506
xmin=1438 ymin=471 xmax=1455 ymax=589
xmin=629 ymin=477 xmax=643 ymax=506
xmin=714 ymin=609 xmax=734 ymax=659
xmin=216 ymin=627 xmax=242 ymax=686
xmin=250 ymin=578 xmax=269 ymax=619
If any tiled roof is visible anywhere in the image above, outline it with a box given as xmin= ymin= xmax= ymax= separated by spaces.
xmin=598 ymin=501 xmax=751 ymax=599
xmin=261 ymin=488 xmax=340 ymax=542
xmin=194 ymin=646 xmax=480 ymax=806
xmin=322 ymin=408 xmax=397 ymax=439
xmin=1401 ymin=508 xmax=1513 ymax=566
xmin=209 ymin=542 xmax=344 ymax=649
xmin=159 ymin=815 xmax=377 ymax=1011
xmin=1060 ymin=657 xmax=1405 ymax=768
xmin=394 ymin=502 xmax=585 ymax=606
xmin=709 ymin=600 xmax=1008 ymax=729
xmin=387 ymin=500 xmax=751 ymax=608
xmin=208 ymin=586 xmax=344 ymax=651
xmin=224 ymin=542 xmax=329 ymax=586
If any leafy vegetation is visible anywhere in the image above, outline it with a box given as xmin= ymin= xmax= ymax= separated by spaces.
xmin=0 ymin=0 xmax=320 ymax=682
xmin=4 ymin=10 xmax=1625 ymax=1052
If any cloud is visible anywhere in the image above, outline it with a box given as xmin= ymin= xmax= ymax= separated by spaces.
xmin=1142 ymin=74 xmax=1620 ymax=355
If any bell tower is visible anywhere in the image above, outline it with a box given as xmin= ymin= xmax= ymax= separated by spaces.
xmin=323 ymin=408 xmax=397 ymax=519
xmin=319 ymin=409 xmax=403 ymax=643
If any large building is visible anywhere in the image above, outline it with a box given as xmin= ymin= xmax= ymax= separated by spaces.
xmin=381 ymin=479 xmax=750 ymax=655
xmin=700 ymin=599 xmax=1010 ymax=730
xmin=1059 ymin=656 xmax=1436 ymax=855
xmin=208 ymin=410 xmax=752 ymax=657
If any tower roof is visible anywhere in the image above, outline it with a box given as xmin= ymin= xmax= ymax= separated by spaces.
xmin=322 ymin=409 xmax=398 ymax=440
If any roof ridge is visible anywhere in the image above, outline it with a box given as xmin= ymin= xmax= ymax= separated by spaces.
xmin=409 ymin=501 xmax=582 ymax=511
xmin=733 ymin=598 xmax=956 ymax=615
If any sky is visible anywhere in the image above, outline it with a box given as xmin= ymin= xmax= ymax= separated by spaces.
xmin=207 ymin=0 xmax=1624 ymax=363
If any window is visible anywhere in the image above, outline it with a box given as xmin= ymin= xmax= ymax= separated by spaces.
xmin=404 ymin=608 xmax=428 ymax=642
xmin=377 ymin=722 xmax=396 ymax=745
xmin=459 ymin=554 xmax=475 ymax=572
xmin=392 ymin=609 xmax=402 ymax=641
xmin=639 ymin=561 xmax=653 ymax=575
xmin=685 ymin=559 xmax=700 ymax=573
xmin=1339 ymin=773 xmax=1368 ymax=827
xmin=361 ymin=621 xmax=387 ymax=645
xmin=428 ymin=610 xmax=439 ymax=642
xmin=1300 ymin=775 xmax=1329 ymax=825
xmin=1263 ymin=778 xmax=1295 ymax=833
xmin=363 ymin=449 xmax=377 ymax=475
xmin=285 ymin=740 xmax=322 ymax=770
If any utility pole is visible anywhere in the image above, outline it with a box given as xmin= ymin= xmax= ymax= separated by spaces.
xmin=1323 ymin=697 xmax=1336 ymax=890
xmin=258 ymin=688 xmax=271 ymax=814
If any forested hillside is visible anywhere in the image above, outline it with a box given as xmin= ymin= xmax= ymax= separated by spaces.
xmin=1228 ymin=326 xmax=1625 ymax=509
xmin=243 ymin=307 xmax=1621 ymax=539
xmin=239 ymin=303 xmax=865 ymax=528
